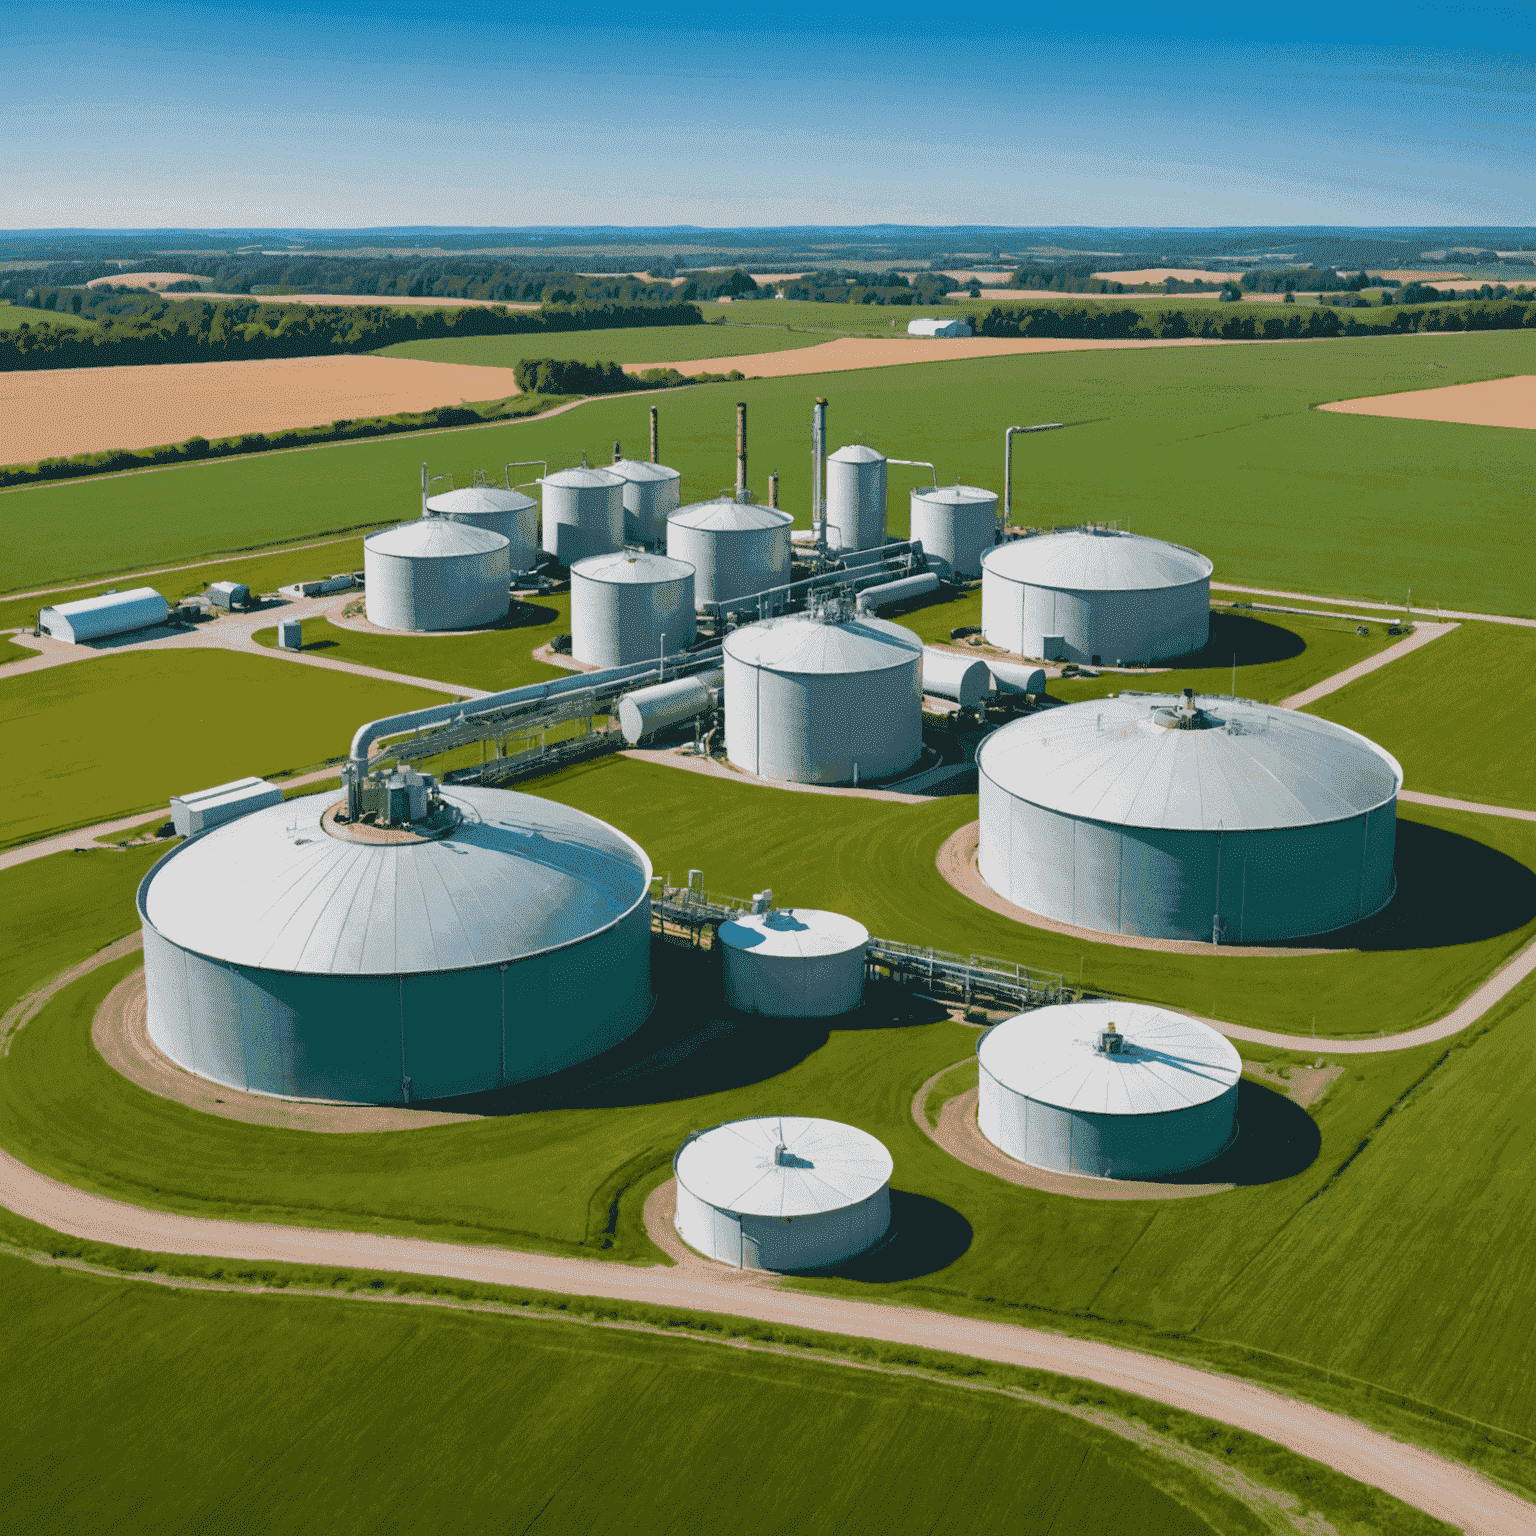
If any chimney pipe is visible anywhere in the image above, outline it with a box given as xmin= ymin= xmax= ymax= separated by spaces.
xmin=649 ymin=406 xmax=659 ymax=464
xmin=768 ymin=470 xmax=778 ymax=509
xmin=735 ymin=402 xmax=747 ymax=501
xmin=420 ymin=462 xmax=428 ymax=517
xmin=612 ymin=440 xmax=622 ymax=464
xmin=812 ymin=397 xmax=827 ymax=549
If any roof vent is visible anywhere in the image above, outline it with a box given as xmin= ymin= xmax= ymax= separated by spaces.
xmin=1097 ymin=1022 xmax=1127 ymax=1056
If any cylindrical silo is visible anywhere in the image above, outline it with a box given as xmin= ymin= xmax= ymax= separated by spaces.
xmin=569 ymin=550 xmax=696 ymax=668
xmin=610 ymin=459 xmax=682 ymax=545
xmin=978 ymin=1002 xmax=1241 ymax=1179
xmin=723 ymin=607 xmax=923 ymax=784
xmin=911 ymin=485 xmax=997 ymax=578
xmin=364 ymin=520 xmax=511 ymax=632
xmin=617 ymin=670 xmax=722 ymax=744
xmin=825 ymin=444 xmax=887 ymax=555
xmin=975 ymin=692 xmax=1403 ymax=943
xmin=666 ymin=499 xmax=793 ymax=607
xmin=720 ymin=907 xmax=869 ymax=1016
xmin=922 ymin=647 xmax=992 ymax=706
xmin=425 ymin=486 xmax=540 ymax=572
xmin=539 ymin=466 xmax=625 ymax=567
xmin=981 ymin=527 xmax=1212 ymax=664
xmin=674 ymin=1116 xmax=892 ymax=1270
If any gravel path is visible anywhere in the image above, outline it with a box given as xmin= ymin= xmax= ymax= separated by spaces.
xmin=1280 ymin=620 xmax=1457 ymax=708
xmin=1212 ymin=581 xmax=1536 ymax=631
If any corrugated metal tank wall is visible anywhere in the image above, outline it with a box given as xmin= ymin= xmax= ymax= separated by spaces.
xmin=427 ymin=492 xmax=540 ymax=572
xmin=982 ymin=570 xmax=1211 ymax=662
xmin=364 ymin=529 xmax=512 ymax=632
xmin=910 ymin=486 xmax=997 ymax=578
xmin=611 ymin=460 xmax=682 ymax=544
xmin=569 ymin=553 xmax=696 ymax=668
xmin=540 ymin=469 xmax=625 ymax=566
xmin=825 ymin=445 xmax=887 ymax=554
xmin=674 ymin=1183 xmax=891 ymax=1271
xmin=666 ymin=502 xmax=792 ymax=606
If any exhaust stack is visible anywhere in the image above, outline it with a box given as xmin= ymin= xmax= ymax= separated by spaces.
xmin=736 ymin=402 xmax=748 ymax=501
xmin=812 ymin=397 xmax=827 ymax=550
xmin=649 ymin=406 xmax=659 ymax=463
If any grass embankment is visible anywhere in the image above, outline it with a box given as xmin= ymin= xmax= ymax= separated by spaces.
xmin=0 ymin=302 xmax=96 ymax=332
xmin=0 ymin=651 xmax=449 ymax=847
xmin=376 ymin=321 xmax=825 ymax=368
xmin=1 ymin=331 xmax=1530 ymax=613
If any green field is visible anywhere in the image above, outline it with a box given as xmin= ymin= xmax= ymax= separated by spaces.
xmin=1307 ymin=620 xmax=1536 ymax=809
xmin=2 ymin=332 xmax=1530 ymax=614
xmin=0 ymin=650 xmax=448 ymax=846
xmin=376 ymin=321 xmax=825 ymax=368
xmin=0 ymin=302 xmax=97 ymax=332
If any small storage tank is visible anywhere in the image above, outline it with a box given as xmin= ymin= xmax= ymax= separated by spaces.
xmin=910 ymin=485 xmax=997 ymax=578
xmin=666 ymin=499 xmax=793 ymax=607
xmin=539 ymin=466 xmax=625 ymax=567
xmin=981 ymin=527 xmax=1212 ymax=663
xmin=610 ymin=459 xmax=682 ymax=544
xmin=922 ymin=647 xmax=992 ymax=707
xmin=723 ymin=607 xmax=923 ymax=784
xmin=364 ymin=520 xmax=511 ymax=632
xmin=825 ymin=444 xmax=887 ymax=554
xmin=978 ymin=1002 xmax=1241 ymax=1179
xmin=278 ymin=618 xmax=303 ymax=650
xmin=674 ymin=1116 xmax=892 ymax=1270
xmin=720 ymin=906 xmax=869 ymax=1016
xmin=569 ymin=550 xmax=696 ymax=668
xmin=426 ymin=485 xmax=540 ymax=572
xmin=617 ymin=670 xmax=722 ymax=744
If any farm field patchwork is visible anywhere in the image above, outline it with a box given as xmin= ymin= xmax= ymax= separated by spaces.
xmin=376 ymin=322 xmax=826 ymax=368
xmin=1318 ymin=372 xmax=1535 ymax=430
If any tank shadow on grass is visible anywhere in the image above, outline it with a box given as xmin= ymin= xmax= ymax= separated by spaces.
xmin=783 ymin=1190 xmax=973 ymax=1283
xmin=1161 ymin=1080 xmax=1320 ymax=1186
xmin=1162 ymin=611 xmax=1308 ymax=671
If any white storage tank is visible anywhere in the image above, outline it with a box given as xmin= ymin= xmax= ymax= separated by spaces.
xmin=610 ymin=459 xmax=682 ymax=544
xmin=364 ymin=520 xmax=511 ymax=632
xmin=981 ymin=527 xmax=1212 ymax=663
xmin=539 ymin=466 xmax=625 ymax=566
xmin=825 ymin=444 xmax=887 ymax=554
xmin=978 ymin=1002 xmax=1242 ymax=1179
xmin=911 ymin=485 xmax=997 ymax=578
xmin=569 ymin=550 xmax=696 ymax=668
xmin=617 ymin=670 xmax=721 ymax=744
xmin=720 ymin=906 xmax=868 ymax=1017
xmin=674 ymin=1116 xmax=892 ymax=1270
xmin=38 ymin=586 xmax=168 ymax=643
xmin=922 ymin=647 xmax=992 ymax=707
xmin=426 ymin=485 xmax=540 ymax=572
xmin=723 ymin=607 xmax=924 ymax=785
xmin=976 ymin=691 xmax=1403 ymax=943
xmin=137 ymin=785 xmax=653 ymax=1104
xmin=666 ymin=499 xmax=793 ymax=607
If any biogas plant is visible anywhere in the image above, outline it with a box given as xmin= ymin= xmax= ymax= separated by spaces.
xmin=131 ymin=395 xmax=1410 ymax=1268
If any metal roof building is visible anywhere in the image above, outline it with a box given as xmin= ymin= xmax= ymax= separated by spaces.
xmin=425 ymin=485 xmax=540 ymax=572
xmin=910 ymin=484 xmax=997 ymax=578
xmin=723 ymin=608 xmax=924 ymax=785
xmin=907 ymin=317 xmax=972 ymax=338
xmin=674 ymin=1116 xmax=892 ymax=1270
xmin=825 ymin=444 xmax=887 ymax=555
xmin=38 ymin=586 xmax=168 ymax=643
xmin=978 ymin=1002 xmax=1241 ymax=1179
xmin=364 ymin=520 xmax=511 ymax=632
xmin=540 ymin=466 xmax=625 ymax=567
xmin=981 ymin=528 xmax=1212 ymax=664
xmin=720 ymin=907 xmax=868 ymax=1017
xmin=137 ymin=785 xmax=653 ymax=1103
xmin=610 ymin=459 xmax=682 ymax=545
xmin=169 ymin=776 xmax=283 ymax=838
xmin=976 ymin=692 xmax=1402 ymax=943
xmin=666 ymin=499 xmax=793 ymax=607
xmin=569 ymin=550 xmax=696 ymax=668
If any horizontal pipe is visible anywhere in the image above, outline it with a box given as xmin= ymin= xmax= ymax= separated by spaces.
xmin=887 ymin=458 xmax=938 ymax=489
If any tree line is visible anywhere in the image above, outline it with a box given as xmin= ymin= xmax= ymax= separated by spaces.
xmin=512 ymin=357 xmax=746 ymax=395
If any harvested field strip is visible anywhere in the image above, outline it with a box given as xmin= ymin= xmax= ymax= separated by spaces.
xmin=377 ymin=323 xmax=823 ymax=368
xmin=1318 ymin=374 xmax=1535 ymax=430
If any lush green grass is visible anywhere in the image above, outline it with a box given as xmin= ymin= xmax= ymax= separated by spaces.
xmin=2 ymin=331 xmax=1530 ymax=613
xmin=0 ymin=651 xmax=448 ymax=846
xmin=252 ymin=598 xmax=571 ymax=691
xmin=0 ymin=636 xmax=34 ymax=665
xmin=1308 ymin=620 xmax=1536 ymax=809
xmin=0 ymin=302 xmax=96 ymax=332
xmin=376 ymin=321 xmax=825 ymax=368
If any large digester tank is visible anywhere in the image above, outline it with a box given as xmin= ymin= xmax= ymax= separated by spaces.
xmin=978 ymin=1002 xmax=1241 ymax=1179
xmin=723 ymin=606 xmax=923 ymax=784
xmin=825 ymin=444 xmax=887 ymax=554
xmin=425 ymin=485 xmax=539 ymax=573
xmin=610 ymin=459 xmax=682 ymax=545
xmin=976 ymin=692 xmax=1403 ymax=943
xmin=667 ymin=499 xmax=792 ymax=607
xmin=720 ymin=906 xmax=869 ymax=1017
xmin=674 ymin=1116 xmax=892 ymax=1270
xmin=569 ymin=549 xmax=696 ymax=668
xmin=364 ymin=520 xmax=511 ymax=632
xmin=539 ymin=466 xmax=625 ymax=567
xmin=981 ymin=527 xmax=1212 ymax=663
xmin=137 ymin=785 xmax=653 ymax=1104
xmin=911 ymin=484 xmax=997 ymax=578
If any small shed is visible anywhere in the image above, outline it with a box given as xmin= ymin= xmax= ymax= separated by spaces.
xmin=169 ymin=777 xmax=285 ymax=838
xmin=207 ymin=581 xmax=251 ymax=611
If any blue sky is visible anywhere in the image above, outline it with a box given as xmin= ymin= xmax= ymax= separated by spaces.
xmin=2 ymin=1 xmax=1529 ymax=227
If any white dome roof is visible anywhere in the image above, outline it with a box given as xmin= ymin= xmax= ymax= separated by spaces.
xmin=719 ymin=907 xmax=869 ymax=958
xmin=675 ymin=1116 xmax=892 ymax=1218
xmin=611 ymin=459 xmax=681 ymax=484
xmin=913 ymin=484 xmax=996 ymax=507
xmin=724 ymin=612 xmax=921 ymax=675
xmin=571 ymin=550 xmax=693 ymax=585
xmin=980 ymin=1002 xmax=1240 ymax=1116
xmin=669 ymin=499 xmax=793 ymax=533
xmin=977 ymin=693 xmax=1401 ymax=832
xmin=828 ymin=444 xmax=886 ymax=464
xmin=542 ymin=466 xmax=624 ymax=489
xmin=367 ymin=520 xmax=509 ymax=558
xmin=140 ymin=787 xmax=651 ymax=976
xmin=982 ymin=529 xmax=1212 ymax=591
xmin=425 ymin=486 xmax=536 ymax=516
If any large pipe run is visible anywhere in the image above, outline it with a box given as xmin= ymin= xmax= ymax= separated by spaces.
xmin=855 ymin=572 xmax=940 ymax=612
xmin=1003 ymin=424 xmax=1065 ymax=530
xmin=736 ymin=402 xmax=748 ymax=500
xmin=618 ymin=670 xmax=723 ymax=745
xmin=887 ymin=458 xmax=938 ymax=489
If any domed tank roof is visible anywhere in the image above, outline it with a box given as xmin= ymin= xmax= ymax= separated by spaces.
xmin=366 ymin=520 xmax=509 ymax=558
xmin=828 ymin=444 xmax=886 ymax=464
xmin=610 ymin=459 xmax=681 ymax=484
xmin=425 ymin=486 xmax=536 ymax=517
xmin=719 ymin=907 xmax=869 ymax=959
xmin=139 ymin=787 xmax=651 ymax=976
xmin=723 ymin=611 xmax=922 ymax=675
xmin=668 ymin=499 xmax=793 ymax=533
xmin=541 ymin=466 xmax=624 ymax=490
xmin=980 ymin=1002 xmax=1240 ymax=1117
xmin=976 ymin=693 xmax=1402 ymax=832
xmin=982 ymin=528 xmax=1212 ymax=591
xmin=913 ymin=483 xmax=996 ymax=507
xmin=571 ymin=550 xmax=694 ymax=585
xmin=675 ymin=1116 xmax=892 ymax=1218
